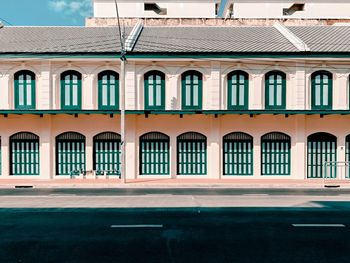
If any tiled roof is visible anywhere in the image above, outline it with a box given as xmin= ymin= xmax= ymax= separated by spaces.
xmin=0 ymin=25 xmax=350 ymax=54
xmin=288 ymin=26 xmax=350 ymax=52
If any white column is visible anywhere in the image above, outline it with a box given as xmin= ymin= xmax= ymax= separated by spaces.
xmin=125 ymin=115 xmax=137 ymax=179
xmin=209 ymin=62 xmax=221 ymax=110
xmin=125 ymin=62 xmax=136 ymax=110
xmin=253 ymin=129 xmax=261 ymax=178
xmin=37 ymin=63 xmax=51 ymax=110
xmin=52 ymin=74 xmax=58 ymax=109
xmin=334 ymin=73 xmax=348 ymax=110
xmin=208 ymin=115 xmax=221 ymax=178
xmin=0 ymin=74 xmax=10 ymax=109
xmin=250 ymin=73 xmax=264 ymax=109
xmin=1 ymin=134 xmax=9 ymax=178
xmin=294 ymin=65 xmax=306 ymax=110
xmin=293 ymin=115 xmax=306 ymax=179
xmin=83 ymin=74 xmax=94 ymax=110
xmin=85 ymin=133 xmax=93 ymax=172
xmin=40 ymin=116 xmax=52 ymax=179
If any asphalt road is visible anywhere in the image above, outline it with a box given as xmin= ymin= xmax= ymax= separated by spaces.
xmin=0 ymin=208 xmax=350 ymax=263
xmin=1 ymin=188 xmax=350 ymax=196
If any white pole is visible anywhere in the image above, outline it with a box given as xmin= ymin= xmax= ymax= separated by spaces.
xmin=120 ymin=32 xmax=126 ymax=184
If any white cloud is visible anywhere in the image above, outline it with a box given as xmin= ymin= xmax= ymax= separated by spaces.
xmin=49 ymin=0 xmax=92 ymax=18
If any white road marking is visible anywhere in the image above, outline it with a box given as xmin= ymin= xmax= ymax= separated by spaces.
xmin=110 ymin=224 xmax=164 ymax=228
xmin=292 ymin=224 xmax=346 ymax=228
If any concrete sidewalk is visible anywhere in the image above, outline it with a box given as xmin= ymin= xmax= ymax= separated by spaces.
xmin=0 ymin=178 xmax=349 ymax=189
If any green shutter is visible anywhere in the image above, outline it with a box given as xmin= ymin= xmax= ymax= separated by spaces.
xmin=311 ymin=71 xmax=333 ymax=110
xmin=261 ymin=133 xmax=291 ymax=176
xmin=177 ymin=132 xmax=207 ymax=175
xmin=94 ymin=132 xmax=120 ymax=175
xmin=14 ymin=71 xmax=36 ymax=110
xmin=10 ymin=133 xmax=39 ymax=176
xmin=145 ymin=71 xmax=165 ymax=110
xmin=346 ymin=135 xmax=350 ymax=179
xmin=307 ymin=133 xmax=337 ymax=179
xmin=56 ymin=132 xmax=85 ymax=176
xmin=140 ymin=132 xmax=169 ymax=175
xmin=228 ymin=71 xmax=249 ymax=110
xmin=265 ymin=71 xmax=286 ymax=110
xmin=98 ymin=71 xmax=119 ymax=110
xmin=223 ymin=132 xmax=253 ymax=175
xmin=61 ymin=71 xmax=82 ymax=110
xmin=182 ymin=71 xmax=203 ymax=110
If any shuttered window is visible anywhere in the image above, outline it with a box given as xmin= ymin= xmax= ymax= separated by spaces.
xmin=265 ymin=71 xmax=286 ymax=109
xmin=98 ymin=71 xmax=119 ymax=110
xmin=261 ymin=132 xmax=291 ymax=175
xmin=307 ymin=133 xmax=337 ymax=179
xmin=182 ymin=71 xmax=202 ymax=110
xmin=311 ymin=71 xmax=333 ymax=110
xmin=223 ymin=132 xmax=253 ymax=176
xmin=228 ymin=71 xmax=249 ymax=110
xmin=61 ymin=71 xmax=82 ymax=110
xmin=346 ymin=135 xmax=350 ymax=179
xmin=93 ymin=132 xmax=121 ymax=175
xmin=177 ymin=132 xmax=207 ymax=175
xmin=56 ymin=132 xmax=86 ymax=175
xmin=14 ymin=70 xmax=36 ymax=110
xmin=145 ymin=71 xmax=165 ymax=110
xmin=140 ymin=132 xmax=170 ymax=175
xmin=10 ymin=132 xmax=40 ymax=176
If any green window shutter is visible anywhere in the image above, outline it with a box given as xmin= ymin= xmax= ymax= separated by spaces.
xmin=346 ymin=135 xmax=350 ymax=178
xmin=311 ymin=71 xmax=333 ymax=110
xmin=61 ymin=71 xmax=82 ymax=110
xmin=98 ymin=71 xmax=119 ymax=110
xmin=177 ymin=132 xmax=207 ymax=175
xmin=223 ymin=132 xmax=253 ymax=175
xmin=228 ymin=71 xmax=249 ymax=110
xmin=182 ymin=71 xmax=203 ymax=110
xmin=93 ymin=132 xmax=121 ymax=175
xmin=56 ymin=132 xmax=86 ymax=176
xmin=14 ymin=71 xmax=36 ymax=110
xmin=265 ymin=71 xmax=286 ymax=110
xmin=307 ymin=133 xmax=337 ymax=179
xmin=261 ymin=132 xmax=291 ymax=176
xmin=10 ymin=132 xmax=40 ymax=176
xmin=140 ymin=132 xmax=170 ymax=175
xmin=144 ymin=71 xmax=165 ymax=110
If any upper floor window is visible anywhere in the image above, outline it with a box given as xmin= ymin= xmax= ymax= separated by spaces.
xmin=61 ymin=70 xmax=82 ymax=110
xmin=265 ymin=71 xmax=286 ymax=110
xmin=14 ymin=70 xmax=36 ymax=110
xmin=98 ymin=70 xmax=119 ymax=110
xmin=182 ymin=70 xmax=202 ymax=110
xmin=227 ymin=70 xmax=249 ymax=110
xmin=144 ymin=71 xmax=165 ymax=110
xmin=311 ymin=71 xmax=333 ymax=110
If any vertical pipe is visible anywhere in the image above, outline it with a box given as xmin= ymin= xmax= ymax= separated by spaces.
xmin=120 ymin=57 xmax=126 ymax=183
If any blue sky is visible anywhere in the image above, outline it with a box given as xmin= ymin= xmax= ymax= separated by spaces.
xmin=0 ymin=0 xmax=92 ymax=26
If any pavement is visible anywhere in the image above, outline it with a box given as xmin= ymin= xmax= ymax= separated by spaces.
xmin=0 ymin=178 xmax=349 ymax=189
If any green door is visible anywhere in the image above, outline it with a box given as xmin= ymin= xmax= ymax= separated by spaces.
xmin=261 ymin=132 xmax=291 ymax=176
xmin=177 ymin=132 xmax=207 ymax=175
xmin=307 ymin=133 xmax=337 ymax=179
xmin=223 ymin=132 xmax=253 ymax=176
xmin=140 ymin=132 xmax=170 ymax=175
xmin=56 ymin=132 xmax=86 ymax=176
xmin=94 ymin=132 xmax=121 ymax=175
xmin=10 ymin=132 xmax=40 ymax=176
xmin=345 ymin=135 xmax=350 ymax=178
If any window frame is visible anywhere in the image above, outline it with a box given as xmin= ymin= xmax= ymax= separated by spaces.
xmin=14 ymin=70 xmax=36 ymax=110
xmin=60 ymin=70 xmax=82 ymax=110
xmin=144 ymin=71 xmax=166 ymax=110
xmin=98 ymin=70 xmax=119 ymax=110
xmin=181 ymin=70 xmax=203 ymax=110
xmin=227 ymin=71 xmax=249 ymax=110
xmin=311 ymin=71 xmax=333 ymax=110
xmin=265 ymin=71 xmax=287 ymax=110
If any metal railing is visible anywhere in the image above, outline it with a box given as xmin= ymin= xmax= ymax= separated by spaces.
xmin=69 ymin=169 xmax=121 ymax=180
xmin=323 ymin=161 xmax=350 ymax=187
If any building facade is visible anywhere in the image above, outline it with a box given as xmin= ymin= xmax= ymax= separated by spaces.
xmin=0 ymin=24 xmax=350 ymax=180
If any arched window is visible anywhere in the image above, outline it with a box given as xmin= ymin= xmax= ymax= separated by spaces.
xmin=98 ymin=71 xmax=119 ymax=110
xmin=261 ymin=132 xmax=291 ymax=175
xmin=14 ymin=70 xmax=36 ymax=110
xmin=61 ymin=70 xmax=82 ymax=110
xmin=311 ymin=71 xmax=333 ymax=110
xmin=93 ymin=132 xmax=121 ymax=175
xmin=144 ymin=71 xmax=165 ymax=110
xmin=10 ymin=132 xmax=40 ymax=176
xmin=265 ymin=71 xmax=286 ymax=109
xmin=223 ymin=132 xmax=253 ymax=176
xmin=140 ymin=132 xmax=170 ymax=175
xmin=227 ymin=71 xmax=249 ymax=110
xmin=307 ymin=133 xmax=337 ymax=179
xmin=177 ymin=132 xmax=207 ymax=175
xmin=181 ymin=71 xmax=202 ymax=110
xmin=56 ymin=132 xmax=85 ymax=175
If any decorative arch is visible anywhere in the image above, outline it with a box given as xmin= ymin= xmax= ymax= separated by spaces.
xmin=311 ymin=70 xmax=333 ymax=110
xmin=261 ymin=132 xmax=291 ymax=176
xmin=265 ymin=70 xmax=287 ymax=110
xmin=223 ymin=132 xmax=253 ymax=176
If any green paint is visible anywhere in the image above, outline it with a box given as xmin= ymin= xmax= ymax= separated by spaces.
xmin=144 ymin=71 xmax=165 ymax=110
xmin=265 ymin=71 xmax=286 ymax=110
xmin=227 ymin=71 xmax=249 ymax=110
xmin=181 ymin=71 xmax=203 ymax=110
xmin=61 ymin=71 xmax=82 ymax=110
xmin=14 ymin=70 xmax=36 ymax=110
xmin=311 ymin=71 xmax=333 ymax=110
xmin=98 ymin=71 xmax=119 ymax=110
